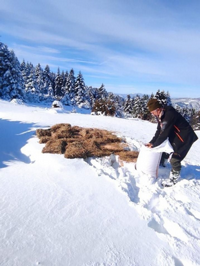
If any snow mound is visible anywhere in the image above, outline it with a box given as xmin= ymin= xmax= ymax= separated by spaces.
xmin=10 ymin=98 xmax=24 ymax=105
xmin=51 ymin=100 xmax=63 ymax=109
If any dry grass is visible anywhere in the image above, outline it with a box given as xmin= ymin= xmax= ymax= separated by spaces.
xmin=36 ymin=123 xmax=139 ymax=162
xmin=42 ymin=139 xmax=67 ymax=154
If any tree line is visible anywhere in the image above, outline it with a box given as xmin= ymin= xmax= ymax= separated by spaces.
xmin=0 ymin=41 xmax=199 ymax=129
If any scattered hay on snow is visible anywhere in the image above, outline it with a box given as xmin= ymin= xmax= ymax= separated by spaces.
xmin=42 ymin=139 xmax=67 ymax=154
xmin=36 ymin=123 xmax=138 ymax=162
xmin=36 ymin=128 xmax=51 ymax=138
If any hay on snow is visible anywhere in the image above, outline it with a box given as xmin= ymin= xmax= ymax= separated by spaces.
xmin=36 ymin=123 xmax=138 ymax=162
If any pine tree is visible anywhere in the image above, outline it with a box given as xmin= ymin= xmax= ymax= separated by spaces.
xmin=132 ymin=95 xmax=143 ymax=118
xmin=74 ymin=71 xmax=89 ymax=108
xmin=114 ymin=94 xmax=125 ymax=118
xmin=65 ymin=69 xmax=75 ymax=105
xmin=155 ymin=90 xmax=171 ymax=106
xmin=190 ymin=110 xmax=200 ymax=130
xmin=43 ymin=65 xmax=53 ymax=95
xmin=0 ymin=42 xmax=25 ymax=100
xmin=97 ymin=83 xmax=108 ymax=100
xmin=35 ymin=63 xmax=44 ymax=95
xmin=25 ymin=67 xmax=37 ymax=92
xmin=141 ymin=94 xmax=150 ymax=120
xmin=64 ymin=71 xmax=68 ymax=84
xmin=87 ymin=87 xmax=99 ymax=107
xmin=54 ymin=68 xmax=63 ymax=98
xmin=24 ymin=66 xmax=41 ymax=102
xmin=124 ymin=95 xmax=134 ymax=115
xmin=20 ymin=60 xmax=28 ymax=84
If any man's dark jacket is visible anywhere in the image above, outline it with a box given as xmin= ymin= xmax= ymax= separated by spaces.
xmin=150 ymin=106 xmax=198 ymax=160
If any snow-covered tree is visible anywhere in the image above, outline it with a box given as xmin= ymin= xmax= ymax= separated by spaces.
xmin=97 ymin=83 xmax=108 ymax=100
xmin=43 ymin=65 xmax=53 ymax=95
xmin=20 ymin=60 xmax=28 ymax=84
xmin=54 ymin=68 xmax=63 ymax=98
xmin=74 ymin=71 xmax=89 ymax=108
xmin=24 ymin=66 xmax=41 ymax=102
xmin=155 ymin=90 xmax=171 ymax=106
xmin=113 ymin=94 xmax=125 ymax=118
xmin=190 ymin=110 xmax=200 ymax=130
xmin=87 ymin=87 xmax=99 ymax=107
xmin=48 ymin=84 xmax=54 ymax=97
xmin=35 ymin=63 xmax=44 ymax=95
xmin=65 ymin=69 xmax=75 ymax=105
xmin=124 ymin=95 xmax=134 ymax=115
xmin=132 ymin=95 xmax=144 ymax=118
xmin=0 ymin=42 xmax=25 ymax=100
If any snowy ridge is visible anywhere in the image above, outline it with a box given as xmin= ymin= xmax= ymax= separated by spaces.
xmin=172 ymin=98 xmax=200 ymax=111
xmin=0 ymin=99 xmax=200 ymax=266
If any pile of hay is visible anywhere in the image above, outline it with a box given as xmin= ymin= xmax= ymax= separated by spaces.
xmin=36 ymin=123 xmax=138 ymax=162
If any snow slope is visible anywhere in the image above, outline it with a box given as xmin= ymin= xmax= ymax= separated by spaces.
xmin=171 ymin=98 xmax=200 ymax=111
xmin=0 ymin=99 xmax=200 ymax=266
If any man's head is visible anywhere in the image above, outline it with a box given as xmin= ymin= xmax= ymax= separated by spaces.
xmin=147 ymin=98 xmax=162 ymax=116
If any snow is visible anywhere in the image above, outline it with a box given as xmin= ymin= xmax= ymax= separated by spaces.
xmin=171 ymin=98 xmax=200 ymax=111
xmin=0 ymin=99 xmax=200 ymax=266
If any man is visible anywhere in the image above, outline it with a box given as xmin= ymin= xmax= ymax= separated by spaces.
xmin=146 ymin=98 xmax=198 ymax=187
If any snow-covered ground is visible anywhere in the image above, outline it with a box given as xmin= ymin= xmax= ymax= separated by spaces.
xmin=0 ymin=99 xmax=200 ymax=266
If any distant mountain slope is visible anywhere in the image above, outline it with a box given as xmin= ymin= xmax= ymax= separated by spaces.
xmin=172 ymin=98 xmax=200 ymax=111
xmin=116 ymin=93 xmax=200 ymax=111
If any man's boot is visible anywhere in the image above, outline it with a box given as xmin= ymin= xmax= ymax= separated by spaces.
xmin=161 ymin=170 xmax=180 ymax=187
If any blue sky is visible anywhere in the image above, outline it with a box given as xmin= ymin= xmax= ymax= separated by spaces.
xmin=1 ymin=0 xmax=200 ymax=98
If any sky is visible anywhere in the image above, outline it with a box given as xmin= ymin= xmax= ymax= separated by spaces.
xmin=1 ymin=0 xmax=200 ymax=98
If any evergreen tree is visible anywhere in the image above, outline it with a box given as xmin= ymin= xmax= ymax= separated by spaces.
xmin=74 ymin=71 xmax=88 ymax=107
xmin=114 ymin=94 xmax=125 ymax=117
xmin=43 ymin=65 xmax=52 ymax=95
xmin=54 ymin=68 xmax=63 ymax=98
xmin=60 ymin=70 xmax=66 ymax=96
xmin=48 ymin=84 xmax=53 ymax=97
xmin=132 ymin=95 xmax=143 ymax=118
xmin=97 ymin=83 xmax=108 ymax=100
xmin=25 ymin=67 xmax=37 ymax=92
xmin=35 ymin=63 xmax=44 ymax=95
xmin=64 ymin=70 xmax=68 ymax=84
xmin=20 ymin=60 xmax=28 ymax=84
xmin=124 ymin=95 xmax=134 ymax=115
xmin=141 ymin=94 xmax=150 ymax=120
xmin=0 ymin=42 xmax=25 ymax=100
xmin=155 ymin=90 xmax=171 ymax=106
xmin=87 ymin=86 xmax=99 ymax=107
xmin=24 ymin=66 xmax=40 ymax=102
xmin=176 ymin=106 xmax=195 ymax=123
xmin=65 ymin=69 xmax=75 ymax=105
xmin=190 ymin=110 xmax=200 ymax=130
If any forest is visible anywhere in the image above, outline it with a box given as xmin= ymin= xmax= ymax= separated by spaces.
xmin=0 ymin=41 xmax=199 ymax=129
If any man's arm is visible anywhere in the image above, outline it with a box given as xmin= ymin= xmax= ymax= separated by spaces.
xmin=152 ymin=111 xmax=176 ymax=147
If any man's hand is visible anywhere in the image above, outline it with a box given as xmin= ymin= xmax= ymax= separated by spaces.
xmin=145 ymin=143 xmax=153 ymax=148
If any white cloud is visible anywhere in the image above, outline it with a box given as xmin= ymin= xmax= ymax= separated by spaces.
xmin=1 ymin=0 xmax=200 ymax=97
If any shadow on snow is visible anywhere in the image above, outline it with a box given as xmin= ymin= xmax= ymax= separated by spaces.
xmin=181 ymin=164 xmax=200 ymax=181
xmin=0 ymin=118 xmax=36 ymax=169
